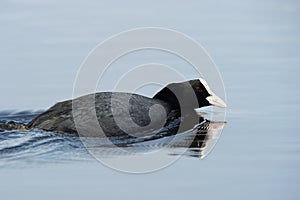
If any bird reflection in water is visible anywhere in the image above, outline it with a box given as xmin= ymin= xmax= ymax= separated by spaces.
xmin=83 ymin=111 xmax=226 ymax=159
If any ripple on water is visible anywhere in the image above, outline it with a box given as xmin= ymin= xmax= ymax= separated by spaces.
xmin=0 ymin=110 xmax=225 ymax=168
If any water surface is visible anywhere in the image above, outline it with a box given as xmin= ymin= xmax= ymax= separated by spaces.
xmin=0 ymin=0 xmax=299 ymax=199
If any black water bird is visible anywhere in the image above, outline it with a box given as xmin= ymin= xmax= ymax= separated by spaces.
xmin=22 ymin=78 xmax=226 ymax=137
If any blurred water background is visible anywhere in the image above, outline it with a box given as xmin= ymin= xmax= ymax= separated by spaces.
xmin=0 ymin=0 xmax=299 ymax=199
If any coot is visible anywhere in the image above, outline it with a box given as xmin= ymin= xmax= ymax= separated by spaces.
xmin=27 ymin=78 xmax=226 ymax=137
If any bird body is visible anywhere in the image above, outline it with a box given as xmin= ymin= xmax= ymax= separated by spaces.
xmin=26 ymin=79 xmax=226 ymax=137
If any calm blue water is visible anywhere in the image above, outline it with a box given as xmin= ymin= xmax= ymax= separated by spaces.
xmin=0 ymin=0 xmax=299 ymax=199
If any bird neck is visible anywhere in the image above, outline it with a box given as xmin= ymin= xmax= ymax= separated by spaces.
xmin=153 ymin=87 xmax=180 ymax=110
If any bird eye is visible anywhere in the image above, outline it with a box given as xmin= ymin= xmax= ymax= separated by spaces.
xmin=195 ymin=87 xmax=202 ymax=93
